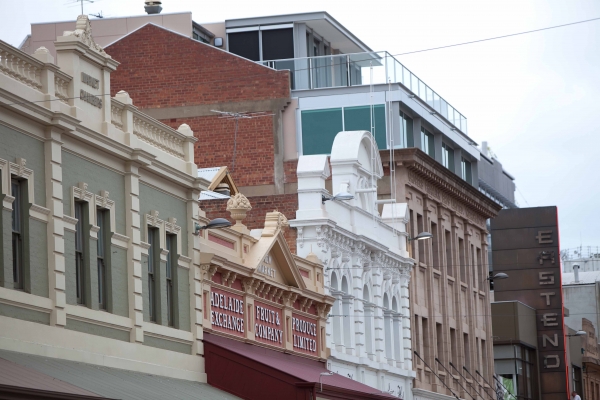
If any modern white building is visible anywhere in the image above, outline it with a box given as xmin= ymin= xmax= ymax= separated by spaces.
xmin=291 ymin=131 xmax=415 ymax=398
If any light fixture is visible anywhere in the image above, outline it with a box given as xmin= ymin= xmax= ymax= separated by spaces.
xmin=487 ymin=272 xmax=509 ymax=280
xmin=567 ymin=330 xmax=587 ymax=337
xmin=408 ymin=232 xmax=433 ymax=241
xmin=322 ymin=192 xmax=354 ymax=204
xmin=193 ymin=218 xmax=232 ymax=235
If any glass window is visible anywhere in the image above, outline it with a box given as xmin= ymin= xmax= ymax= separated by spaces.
xmin=442 ymin=143 xmax=454 ymax=172
xmin=261 ymin=28 xmax=294 ymax=60
xmin=11 ymin=178 xmax=23 ymax=289
xmin=75 ymin=201 xmax=85 ymax=305
xmin=97 ymin=208 xmax=108 ymax=310
xmin=301 ymin=108 xmax=343 ymax=155
xmin=147 ymin=227 xmax=157 ymax=322
xmin=461 ymin=158 xmax=472 ymax=183
xmin=400 ymin=111 xmax=414 ymax=148
xmin=344 ymin=105 xmax=387 ymax=150
xmin=166 ymin=234 xmax=177 ymax=327
xmin=228 ymin=31 xmax=260 ymax=61
xmin=421 ymin=128 xmax=435 ymax=158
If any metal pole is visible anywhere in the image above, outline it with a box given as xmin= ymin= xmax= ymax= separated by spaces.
xmin=309 ymin=58 xmax=313 ymax=90
xmin=346 ymin=55 xmax=351 ymax=86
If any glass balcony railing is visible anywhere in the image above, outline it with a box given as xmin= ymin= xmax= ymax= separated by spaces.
xmin=261 ymin=51 xmax=467 ymax=134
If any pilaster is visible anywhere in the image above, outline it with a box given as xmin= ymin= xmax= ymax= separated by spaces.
xmin=44 ymin=127 xmax=66 ymax=327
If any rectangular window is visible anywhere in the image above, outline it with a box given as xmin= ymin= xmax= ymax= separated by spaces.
xmin=450 ymin=328 xmax=457 ymax=365
xmin=436 ymin=323 xmax=443 ymax=363
xmin=166 ymin=234 xmax=177 ymax=327
xmin=75 ymin=201 xmax=86 ymax=305
xmin=227 ymin=31 xmax=260 ymax=61
xmin=97 ymin=208 xmax=108 ymax=310
xmin=442 ymin=143 xmax=455 ymax=172
xmin=147 ymin=227 xmax=158 ymax=322
xmin=414 ymin=314 xmax=421 ymax=362
xmin=445 ymin=230 xmax=453 ymax=276
xmin=458 ymin=237 xmax=466 ymax=283
xmin=431 ymin=222 xmax=439 ymax=270
xmin=421 ymin=128 xmax=435 ymax=158
xmin=11 ymin=178 xmax=23 ymax=289
xmin=461 ymin=158 xmax=472 ymax=183
xmin=463 ymin=333 xmax=471 ymax=370
xmin=400 ymin=111 xmax=414 ymax=148
xmin=422 ymin=318 xmax=430 ymax=364
xmin=261 ymin=28 xmax=294 ymax=60
xmin=301 ymin=108 xmax=343 ymax=155
xmin=344 ymin=105 xmax=387 ymax=150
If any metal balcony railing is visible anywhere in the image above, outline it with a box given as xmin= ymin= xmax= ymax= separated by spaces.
xmin=260 ymin=51 xmax=468 ymax=134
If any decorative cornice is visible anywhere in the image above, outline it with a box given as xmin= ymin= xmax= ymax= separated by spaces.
xmin=381 ymin=148 xmax=502 ymax=225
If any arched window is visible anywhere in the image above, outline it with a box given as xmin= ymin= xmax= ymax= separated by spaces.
xmin=331 ymin=272 xmax=342 ymax=346
xmin=392 ymin=296 xmax=402 ymax=363
xmin=341 ymin=275 xmax=352 ymax=348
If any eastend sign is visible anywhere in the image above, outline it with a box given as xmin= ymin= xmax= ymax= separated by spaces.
xmin=491 ymin=207 xmax=568 ymax=399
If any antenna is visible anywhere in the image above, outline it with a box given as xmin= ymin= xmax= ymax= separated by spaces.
xmin=90 ymin=11 xmax=104 ymax=18
xmin=64 ymin=0 xmax=97 ymax=15
xmin=210 ymin=110 xmax=274 ymax=173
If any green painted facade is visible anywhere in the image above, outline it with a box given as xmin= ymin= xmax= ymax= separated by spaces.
xmin=143 ymin=334 xmax=192 ymax=355
xmin=61 ymin=151 xmax=126 ymax=235
xmin=0 ymin=124 xmax=46 ymax=206
xmin=0 ymin=303 xmax=50 ymax=325
xmin=65 ymin=317 xmax=130 ymax=342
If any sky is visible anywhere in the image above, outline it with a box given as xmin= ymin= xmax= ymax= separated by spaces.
xmin=1 ymin=0 xmax=600 ymax=251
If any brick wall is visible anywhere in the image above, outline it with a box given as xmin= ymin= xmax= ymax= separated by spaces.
xmin=106 ymin=24 xmax=291 ymax=187
xmin=106 ymin=24 xmax=289 ymax=107
xmin=200 ymin=194 xmax=298 ymax=253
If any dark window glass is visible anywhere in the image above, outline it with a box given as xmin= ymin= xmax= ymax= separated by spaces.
xmin=344 ymin=105 xmax=387 ymax=150
xmin=301 ymin=108 xmax=343 ymax=155
xmin=400 ymin=111 xmax=414 ymax=148
xmin=228 ymin=31 xmax=260 ymax=61
xmin=97 ymin=208 xmax=107 ymax=310
xmin=147 ymin=227 xmax=157 ymax=322
xmin=75 ymin=202 xmax=85 ymax=304
xmin=421 ymin=128 xmax=435 ymax=158
xmin=461 ymin=158 xmax=472 ymax=183
xmin=11 ymin=178 xmax=23 ymax=289
xmin=166 ymin=234 xmax=176 ymax=327
xmin=442 ymin=143 xmax=455 ymax=172
xmin=261 ymin=28 xmax=294 ymax=60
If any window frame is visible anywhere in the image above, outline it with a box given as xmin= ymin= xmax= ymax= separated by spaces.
xmin=147 ymin=226 xmax=158 ymax=323
xmin=11 ymin=178 xmax=24 ymax=289
xmin=74 ymin=201 xmax=86 ymax=305
xmin=96 ymin=207 xmax=108 ymax=310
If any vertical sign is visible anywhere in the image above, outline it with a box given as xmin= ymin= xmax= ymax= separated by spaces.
xmin=491 ymin=207 xmax=567 ymax=399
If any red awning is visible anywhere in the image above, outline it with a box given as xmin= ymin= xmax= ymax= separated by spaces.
xmin=204 ymin=332 xmax=398 ymax=400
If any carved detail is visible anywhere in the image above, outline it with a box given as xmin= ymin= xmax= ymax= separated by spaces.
xmin=62 ymin=15 xmax=108 ymax=56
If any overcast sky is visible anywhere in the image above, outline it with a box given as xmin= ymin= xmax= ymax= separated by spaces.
xmin=2 ymin=0 xmax=599 ymax=252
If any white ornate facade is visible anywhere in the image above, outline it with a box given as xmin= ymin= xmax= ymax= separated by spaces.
xmin=291 ymin=131 xmax=416 ymax=398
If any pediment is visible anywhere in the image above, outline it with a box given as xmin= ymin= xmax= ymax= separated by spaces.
xmin=247 ymin=232 xmax=306 ymax=290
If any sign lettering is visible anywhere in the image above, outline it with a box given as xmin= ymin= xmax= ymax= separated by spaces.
xmin=542 ymin=334 xmax=558 ymax=347
xmin=541 ymin=313 xmax=558 ymax=327
xmin=254 ymin=301 xmax=283 ymax=346
xmin=80 ymin=89 xmax=102 ymax=108
xmin=540 ymin=292 xmax=555 ymax=306
xmin=210 ymin=288 xmax=244 ymax=337
xmin=81 ymin=72 xmax=99 ymax=89
xmin=539 ymin=271 xmax=554 ymax=285
xmin=536 ymin=230 xmax=553 ymax=244
xmin=545 ymin=355 xmax=560 ymax=368
xmin=257 ymin=254 xmax=276 ymax=278
xmin=292 ymin=314 xmax=318 ymax=354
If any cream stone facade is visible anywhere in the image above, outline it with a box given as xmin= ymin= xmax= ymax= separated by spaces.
xmin=379 ymin=148 xmax=502 ymax=400
xmin=291 ymin=131 xmax=416 ymax=398
xmin=0 ymin=16 xmax=225 ymax=387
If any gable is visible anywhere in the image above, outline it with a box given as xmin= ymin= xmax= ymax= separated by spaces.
xmin=248 ymin=233 xmax=306 ymax=290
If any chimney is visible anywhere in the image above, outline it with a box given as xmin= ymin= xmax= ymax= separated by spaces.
xmin=573 ymin=264 xmax=580 ymax=283
xmin=144 ymin=1 xmax=162 ymax=14
xmin=482 ymin=141 xmax=489 ymax=157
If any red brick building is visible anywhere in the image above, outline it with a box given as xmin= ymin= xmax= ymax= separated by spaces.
xmin=106 ymin=24 xmax=301 ymax=250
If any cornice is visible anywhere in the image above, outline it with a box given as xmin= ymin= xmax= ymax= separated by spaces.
xmin=382 ymin=148 xmax=502 ymax=223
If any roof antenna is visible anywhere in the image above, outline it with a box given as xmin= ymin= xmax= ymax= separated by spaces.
xmin=90 ymin=11 xmax=104 ymax=18
xmin=211 ymin=110 xmax=274 ymax=173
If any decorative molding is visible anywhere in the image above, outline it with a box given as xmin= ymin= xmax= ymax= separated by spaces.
xmin=62 ymin=15 xmax=108 ymax=56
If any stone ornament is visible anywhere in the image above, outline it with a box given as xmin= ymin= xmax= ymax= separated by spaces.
xmin=226 ymin=193 xmax=251 ymax=232
xmin=63 ymin=15 xmax=109 ymax=57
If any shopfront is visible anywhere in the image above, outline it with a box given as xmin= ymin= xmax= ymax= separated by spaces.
xmin=199 ymin=207 xmax=397 ymax=399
